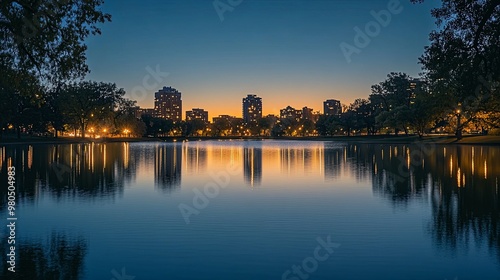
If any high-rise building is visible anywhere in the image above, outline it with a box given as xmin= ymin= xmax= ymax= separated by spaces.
xmin=154 ymin=86 xmax=182 ymax=122
xmin=280 ymin=106 xmax=302 ymax=122
xmin=242 ymin=94 xmax=262 ymax=123
xmin=302 ymin=107 xmax=314 ymax=121
xmin=186 ymin=108 xmax=209 ymax=124
xmin=324 ymin=99 xmax=341 ymax=116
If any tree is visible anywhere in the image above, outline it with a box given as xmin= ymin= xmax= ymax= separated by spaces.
xmin=0 ymin=0 xmax=111 ymax=83
xmin=229 ymin=118 xmax=245 ymax=136
xmin=315 ymin=115 xmax=340 ymax=136
xmin=278 ymin=118 xmax=299 ymax=136
xmin=212 ymin=118 xmax=231 ymax=136
xmin=405 ymin=81 xmax=441 ymax=137
xmin=0 ymin=59 xmax=44 ymax=138
xmin=411 ymin=0 xmax=500 ymax=139
xmin=59 ymin=81 xmax=125 ymax=138
xmin=370 ymin=73 xmax=422 ymax=135
xmin=338 ymin=108 xmax=357 ymax=136
xmin=42 ymin=89 xmax=66 ymax=137
xmin=299 ymin=119 xmax=315 ymax=136
xmin=184 ymin=119 xmax=206 ymax=136
xmin=350 ymin=98 xmax=377 ymax=135
xmin=141 ymin=115 xmax=174 ymax=137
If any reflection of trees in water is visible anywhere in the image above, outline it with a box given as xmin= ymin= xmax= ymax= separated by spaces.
xmin=0 ymin=232 xmax=87 ymax=279
xmin=323 ymin=144 xmax=375 ymax=183
xmin=429 ymin=181 xmax=500 ymax=261
xmin=0 ymin=143 xmax=137 ymax=204
xmin=346 ymin=144 xmax=500 ymax=264
xmin=369 ymin=145 xmax=432 ymax=206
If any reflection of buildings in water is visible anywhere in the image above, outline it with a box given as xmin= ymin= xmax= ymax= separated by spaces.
xmin=155 ymin=144 xmax=182 ymax=191
xmin=280 ymin=147 xmax=302 ymax=175
xmin=276 ymin=145 xmax=325 ymax=178
xmin=244 ymin=147 xmax=262 ymax=187
xmin=183 ymin=143 xmax=207 ymax=174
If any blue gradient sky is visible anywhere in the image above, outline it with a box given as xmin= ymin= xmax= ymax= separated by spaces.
xmin=86 ymin=0 xmax=438 ymax=118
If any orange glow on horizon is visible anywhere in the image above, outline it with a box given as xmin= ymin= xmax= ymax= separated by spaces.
xmin=133 ymin=85 xmax=367 ymax=121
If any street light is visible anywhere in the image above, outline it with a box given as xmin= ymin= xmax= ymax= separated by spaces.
xmin=456 ymin=105 xmax=462 ymax=139
xmin=123 ymin=129 xmax=130 ymax=137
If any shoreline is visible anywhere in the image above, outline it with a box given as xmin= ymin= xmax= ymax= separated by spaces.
xmin=1 ymin=135 xmax=500 ymax=146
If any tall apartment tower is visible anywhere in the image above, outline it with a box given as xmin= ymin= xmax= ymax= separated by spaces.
xmin=242 ymin=94 xmax=262 ymax=123
xmin=154 ymin=86 xmax=182 ymax=122
xmin=324 ymin=99 xmax=341 ymax=116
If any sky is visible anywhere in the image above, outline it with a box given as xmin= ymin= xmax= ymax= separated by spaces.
xmin=85 ymin=0 xmax=438 ymax=119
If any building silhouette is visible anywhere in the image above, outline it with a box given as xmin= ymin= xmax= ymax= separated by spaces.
xmin=280 ymin=106 xmax=302 ymax=122
xmin=186 ymin=108 xmax=209 ymax=124
xmin=324 ymin=99 xmax=341 ymax=116
xmin=242 ymin=94 xmax=262 ymax=123
xmin=302 ymin=107 xmax=314 ymax=121
xmin=212 ymin=115 xmax=241 ymax=123
xmin=154 ymin=86 xmax=182 ymax=122
xmin=154 ymin=144 xmax=182 ymax=191
xmin=133 ymin=107 xmax=155 ymax=119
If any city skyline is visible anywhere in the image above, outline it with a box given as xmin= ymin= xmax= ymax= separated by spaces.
xmin=138 ymin=87 xmax=341 ymax=122
xmin=84 ymin=0 xmax=439 ymax=118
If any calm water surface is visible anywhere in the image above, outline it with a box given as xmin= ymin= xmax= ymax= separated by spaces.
xmin=0 ymin=140 xmax=499 ymax=280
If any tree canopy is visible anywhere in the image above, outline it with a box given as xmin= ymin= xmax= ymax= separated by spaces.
xmin=412 ymin=0 xmax=500 ymax=138
xmin=0 ymin=0 xmax=111 ymax=83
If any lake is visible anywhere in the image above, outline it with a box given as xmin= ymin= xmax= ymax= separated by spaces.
xmin=1 ymin=140 xmax=499 ymax=280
